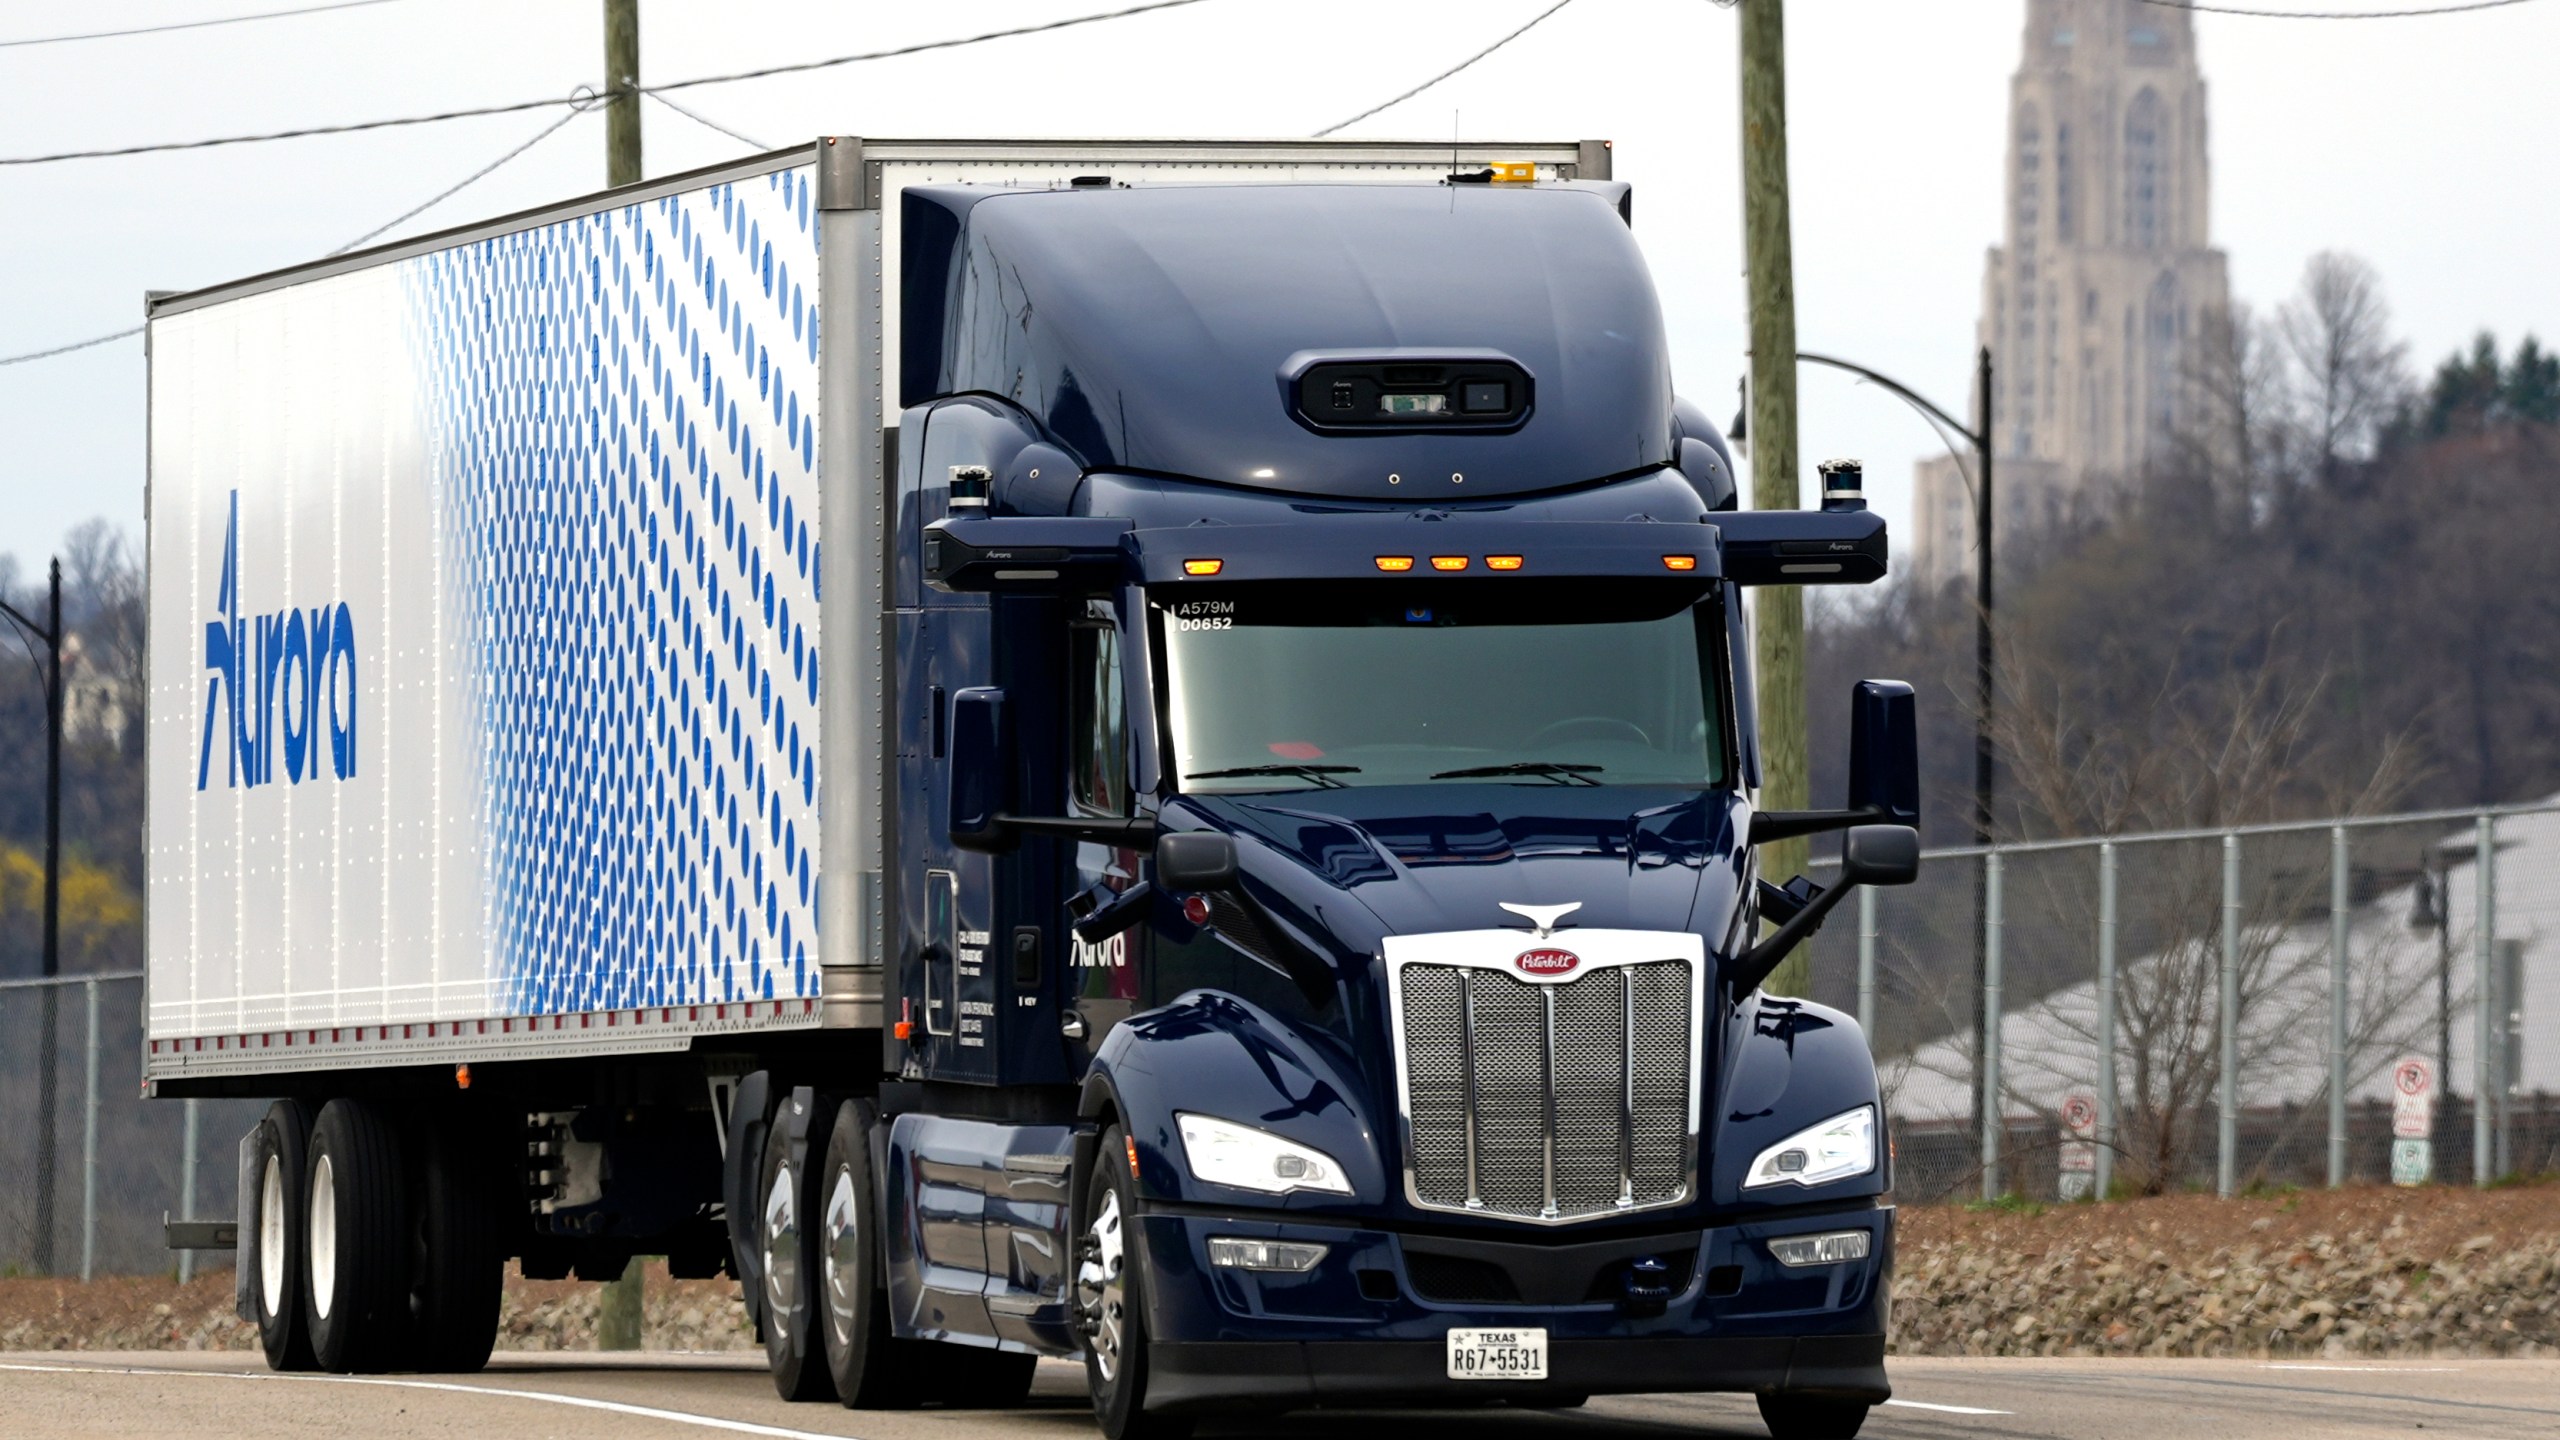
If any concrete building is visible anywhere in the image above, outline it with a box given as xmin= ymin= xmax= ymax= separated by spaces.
xmin=1911 ymin=0 xmax=2234 ymax=593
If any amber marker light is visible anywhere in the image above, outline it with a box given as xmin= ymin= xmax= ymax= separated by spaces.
xmin=1662 ymin=555 xmax=1699 ymax=571
xmin=1430 ymin=555 xmax=1469 ymax=571
xmin=1375 ymin=556 xmax=1416 ymax=572
xmin=1485 ymin=555 xmax=1524 ymax=571
xmin=454 ymin=1064 xmax=472 ymax=1090
xmin=1183 ymin=558 xmax=1224 ymax=576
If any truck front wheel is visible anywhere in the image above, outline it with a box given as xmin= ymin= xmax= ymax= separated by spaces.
xmin=1077 ymin=1125 xmax=1188 ymax=1440
xmin=1757 ymin=1393 xmax=1870 ymax=1439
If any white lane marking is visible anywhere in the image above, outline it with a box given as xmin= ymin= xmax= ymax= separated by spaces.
xmin=0 ymin=1362 xmax=862 ymax=1440
xmin=2263 ymin=1352 xmax=2457 ymax=1363
xmin=1883 ymin=1398 xmax=2012 ymax=1415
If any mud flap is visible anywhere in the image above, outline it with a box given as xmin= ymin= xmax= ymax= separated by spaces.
xmin=723 ymin=1071 xmax=777 ymax=1334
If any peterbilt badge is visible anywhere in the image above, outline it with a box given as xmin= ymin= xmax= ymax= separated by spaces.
xmin=1514 ymin=947 xmax=1581 ymax=977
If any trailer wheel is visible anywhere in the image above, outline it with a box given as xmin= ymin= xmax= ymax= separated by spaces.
xmin=759 ymin=1096 xmax=839 ymax=1402
xmin=304 ymin=1099 xmax=414 ymax=1372
xmin=1757 ymin=1394 xmax=1870 ymax=1439
xmin=408 ymin=1116 xmax=502 ymax=1372
xmin=249 ymin=1101 xmax=317 ymax=1371
xmin=1077 ymin=1124 xmax=1189 ymax=1440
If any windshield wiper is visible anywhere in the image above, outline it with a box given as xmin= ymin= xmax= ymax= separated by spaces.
xmin=1185 ymin=763 xmax=1363 ymax=789
xmin=1427 ymin=761 xmax=1605 ymax=785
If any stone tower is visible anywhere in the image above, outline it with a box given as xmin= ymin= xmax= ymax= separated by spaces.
xmin=1911 ymin=0 xmax=2233 ymax=591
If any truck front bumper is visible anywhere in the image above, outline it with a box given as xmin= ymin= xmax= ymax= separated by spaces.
xmin=1134 ymin=1202 xmax=1891 ymax=1414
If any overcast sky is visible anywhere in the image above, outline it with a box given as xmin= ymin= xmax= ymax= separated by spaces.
xmin=3 ymin=0 xmax=2556 ymax=571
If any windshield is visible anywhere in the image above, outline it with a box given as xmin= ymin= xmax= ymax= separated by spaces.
xmin=1159 ymin=581 xmax=1728 ymax=794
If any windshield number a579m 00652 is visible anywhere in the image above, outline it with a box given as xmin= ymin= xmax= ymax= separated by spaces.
xmin=1171 ymin=598 xmax=1237 ymax=632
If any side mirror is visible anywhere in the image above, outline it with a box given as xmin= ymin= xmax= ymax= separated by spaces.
xmin=1840 ymin=823 xmax=1920 ymax=888
xmin=1848 ymin=679 xmax=1919 ymax=829
xmin=1156 ymin=832 xmax=1238 ymax=891
xmin=948 ymin=687 xmax=1014 ymax=852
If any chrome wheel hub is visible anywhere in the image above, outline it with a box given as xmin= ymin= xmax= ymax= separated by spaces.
xmin=821 ymin=1166 xmax=859 ymax=1350
xmin=1075 ymin=1188 xmax=1128 ymax=1382
xmin=762 ymin=1162 xmax=800 ymax=1327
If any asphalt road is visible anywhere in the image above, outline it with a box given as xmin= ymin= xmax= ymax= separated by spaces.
xmin=3 ymin=1352 xmax=2553 ymax=1439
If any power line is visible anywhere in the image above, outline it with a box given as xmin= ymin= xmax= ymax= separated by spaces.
xmin=2133 ymin=0 xmax=2534 ymax=16
xmin=1314 ymin=0 xmax=1575 ymax=137
xmin=646 ymin=90 xmax=768 ymax=153
xmin=0 ymin=329 xmax=140 ymax=368
xmin=0 ymin=0 xmax=1218 ymax=168
xmin=0 ymin=0 xmax=405 ymax=50
xmin=330 ymin=100 xmax=595 ymax=256
xmin=2 ymin=102 xmax=592 ymax=367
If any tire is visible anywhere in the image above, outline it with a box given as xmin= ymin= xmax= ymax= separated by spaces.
xmin=1757 ymin=1393 xmax=1871 ymax=1440
xmin=1077 ymin=1124 xmax=1189 ymax=1440
xmin=248 ymin=1100 xmax=317 ymax=1372
xmin=759 ymin=1093 xmax=839 ymax=1402
xmin=408 ymin=1116 xmax=502 ymax=1372
xmin=304 ymin=1099 xmax=415 ymax=1373
xmin=816 ymin=1100 xmax=916 ymax=1408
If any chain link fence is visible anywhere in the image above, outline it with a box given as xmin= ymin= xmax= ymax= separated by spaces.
xmin=1805 ymin=803 xmax=2560 ymax=1202
xmin=7 ymin=804 xmax=2558 ymax=1275
xmin=0 ymin=972 xmax=257 ymax=1280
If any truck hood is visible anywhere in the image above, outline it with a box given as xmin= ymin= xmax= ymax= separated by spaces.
xmin=1183 ymin=785 xmax=1743 ymax=951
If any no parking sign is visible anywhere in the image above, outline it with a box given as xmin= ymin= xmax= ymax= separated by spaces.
xmin=2391 ymin=1057 xmax=2434 ymax=1186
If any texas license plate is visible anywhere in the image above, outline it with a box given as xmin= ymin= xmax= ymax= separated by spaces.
xmin=1445 ymin=1326 xmax=1548 ymax=1380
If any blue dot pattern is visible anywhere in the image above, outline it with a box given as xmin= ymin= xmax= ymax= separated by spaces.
xmin=402 ymin=166 xmax=826 ymax=1016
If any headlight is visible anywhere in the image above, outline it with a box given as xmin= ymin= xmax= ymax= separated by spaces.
xmin=1743 ymin=1106 xmax=1877 ymax=1190
xmin=1175 ymin=1113 xmax=1352 ymax=1196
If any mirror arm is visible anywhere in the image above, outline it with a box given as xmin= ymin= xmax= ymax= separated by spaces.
xmin=1072 ymin=881 xmax=1155 ymax=945
xmin=1749 ymin=807 xmax=1880 ymax=846
xmin=996 ymin=814 xmax=1159 ymax=849
xmin=1728 ymin=876 xmax=1856 ymax=996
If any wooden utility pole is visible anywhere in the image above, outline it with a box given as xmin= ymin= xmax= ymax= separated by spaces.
xmin=1 ymin=562 xmax=63 ymax=1271
xmin=604 ymin=0 xmax=642 ymax=187
xmin=596 ymin=0 xmax=647 ymax=1350
xmin=1739 ymin=0 xmax=1809 ymax=994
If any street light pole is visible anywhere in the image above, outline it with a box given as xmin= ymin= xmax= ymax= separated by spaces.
xmin=2 ymin=560 xmax=64 ymax=1273
xmin=1791 ymin=349 xmax=1997 ymax=1138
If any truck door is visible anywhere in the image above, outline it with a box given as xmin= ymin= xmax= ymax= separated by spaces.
xmin=1062 ymin=599 xmax=1142 ymax=1068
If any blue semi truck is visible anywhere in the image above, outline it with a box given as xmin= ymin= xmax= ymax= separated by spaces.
xmin=144 ymin=138 xmax=1920 ymax=1439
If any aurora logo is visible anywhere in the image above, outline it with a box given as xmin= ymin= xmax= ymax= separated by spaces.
xmin=196 ymin=491 xmax=360 ymax=790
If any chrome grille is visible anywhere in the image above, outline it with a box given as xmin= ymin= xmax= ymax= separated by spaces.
xmin=1396 ymin=959 xmax=1694 ymax=1222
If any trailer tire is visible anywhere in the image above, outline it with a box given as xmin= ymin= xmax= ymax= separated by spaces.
xmin=1757 ymin=1394 xmax=1870 ymax=1439
xmin=304 ymin=1099 xmax=414 ymax=1373
xmin=758 ymin=1093 xmax=839 ymax=1402
xmin=1078 ymin=1124 xmax=1189 ymax=1440
xmin=249 ymin=1100 xmax=318 ymax=1371
xmin=408 ymin=1116 xmax=502 ymax=1372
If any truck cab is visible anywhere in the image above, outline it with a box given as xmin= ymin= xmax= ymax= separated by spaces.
xmin=783 ymin=176 xmax=1921 ymax=1439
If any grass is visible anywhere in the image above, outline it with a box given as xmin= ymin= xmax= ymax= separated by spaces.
xmin=1964 ymin=1192 xmax=2048 ymax=1217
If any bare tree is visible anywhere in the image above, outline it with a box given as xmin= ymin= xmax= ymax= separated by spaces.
xmin=2275 ymin=252 xmax=2411 ymax=485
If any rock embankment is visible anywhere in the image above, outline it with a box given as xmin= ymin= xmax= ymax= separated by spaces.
xmin=1894 ymin=1183 xmax=2560 ymax=1357
xmin=3 ymin=1184 xmax=2551 ymax=1357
